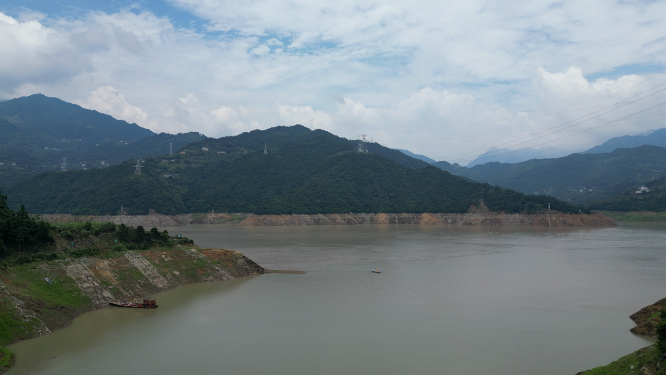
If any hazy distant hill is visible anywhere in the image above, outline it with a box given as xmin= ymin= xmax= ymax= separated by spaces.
xmin=396 ymin=149 xmax=436 ymax=164
xmin=465 ymin=146 xmax=571 ymax=167
xmin=433 ymin=145 xmax=666 ymax=203
xmin=0 ymin=94 xmax=203 ymax=187
xmin=5 ymin=125 xmax=583 ymax=216
xmin=583 ymin=128 xmax=666 ymax=154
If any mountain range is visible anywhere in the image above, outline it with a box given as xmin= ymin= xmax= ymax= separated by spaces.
xmin=433 ymin=145 xmax=666 ymax=203
xmin=0 ymin=94 xmax=203 ymax=188
xmin=4 ymin=125 xmax=584 ymax=215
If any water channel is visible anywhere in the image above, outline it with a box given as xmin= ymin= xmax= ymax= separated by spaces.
xmin=8 ymin=223 xmax=666 ymax=374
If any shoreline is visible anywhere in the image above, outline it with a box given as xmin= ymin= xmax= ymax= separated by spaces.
xmin=36 ymin=212 xmax=618 ymax=228
xmin=0 ymin=246 xmax=264 ymax=374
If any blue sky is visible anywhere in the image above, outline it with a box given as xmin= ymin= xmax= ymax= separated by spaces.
xmin=1 ymin=0 xmax=666 ymax=164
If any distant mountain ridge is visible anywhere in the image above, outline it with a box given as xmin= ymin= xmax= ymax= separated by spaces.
xmin=583 ymin=128 xmax=666 ymax=154
xmin=465 ymin=146 xmax=572 ymax=167
xmin=0 ymin=94 xmax=203 ymax=187
xmin=433 ymin=145 xmax=666 ymax=204
xmin=396 ymin=149 xmax=436 ymax=164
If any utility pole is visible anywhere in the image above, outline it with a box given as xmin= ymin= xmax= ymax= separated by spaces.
xmin=264 ymin=143 xmax=267 ymax=155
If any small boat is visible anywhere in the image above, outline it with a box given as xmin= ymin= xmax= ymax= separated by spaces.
xmin=109 ymin=299 xmax=158 ymax=309
xmin=371 ymin=270 xmax=381 ymax=273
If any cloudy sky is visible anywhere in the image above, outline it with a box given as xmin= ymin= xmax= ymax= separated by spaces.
xmin=1 ymin=0 xmax=666 ymax=165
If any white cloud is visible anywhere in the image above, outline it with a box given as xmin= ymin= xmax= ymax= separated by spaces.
xmin=278 ymin=104 xmax=335 ymax=131
xmin=79 ymin=86 xmax=150 ymax=126
xmin=1 ymin=0 xmax=666 ymax=163
xmin=0 ymin=13 xmax=91 ymax=95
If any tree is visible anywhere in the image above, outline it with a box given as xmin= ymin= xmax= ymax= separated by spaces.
xmin=657 ymin=308 xmax=666 ymax=356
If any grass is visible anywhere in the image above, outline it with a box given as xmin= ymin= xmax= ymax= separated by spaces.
xmin=0 ymin=345 xmax=14 ymax=373
xmin=10 ymin=265 xmax=90 ymax=308
xmin=27 ymin=280 xmax=90 ymax=308
xmin=581 ymin=345 xmax=664 ymax=375
xmin=598 ymin=211 xmax=666 ymax=222
xmin=0 ymin=312 xmax=38 ymax=346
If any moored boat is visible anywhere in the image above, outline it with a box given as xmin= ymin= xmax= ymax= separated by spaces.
xmin=109 ymin=299 xmax=158 ymax=308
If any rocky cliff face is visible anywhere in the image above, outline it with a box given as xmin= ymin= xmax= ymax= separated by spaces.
xmin=238 ymin=212 xmax=618 ymax=227
xmin=0 ymin=247 xmax=263 ymax=347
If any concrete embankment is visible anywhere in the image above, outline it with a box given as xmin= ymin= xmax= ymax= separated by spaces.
xmin=0 ymin=246 xmax=263 ymax=373
xmin=38 ymin=212 xmax=617 ymax=227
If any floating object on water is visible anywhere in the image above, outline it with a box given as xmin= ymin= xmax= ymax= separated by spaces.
xmin=371 ymin=270 xmax=381 ymax=273
xmin=109 ymin=299 xmax=158 ymax=309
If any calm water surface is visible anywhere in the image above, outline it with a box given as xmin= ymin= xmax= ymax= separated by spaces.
xmin=8 ymin=223 xmax=666 ymax=375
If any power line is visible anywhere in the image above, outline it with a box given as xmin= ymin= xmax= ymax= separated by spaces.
xmin=437 ymin=100 xmax=666 ymax=164
xmin=394 ymin=117 xmax=666 ymax=148
xmin=432 ymin=85 xmax=666 ymax=161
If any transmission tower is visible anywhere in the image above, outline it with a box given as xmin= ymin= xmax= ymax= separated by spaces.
xmin=169 ymin=142 xmax=173 ymax=156
xmin=357 ymin=135 xmax=369 ymax=153
xmin=264 ymin=143 xmax=267 ymax=155
xmin=60 ymin=158 xmax=68 ymax=171
xmin=310 ymin=118 xmax=314 ymax=130
xmin=134 ymin=159 xmax=142 ymax=175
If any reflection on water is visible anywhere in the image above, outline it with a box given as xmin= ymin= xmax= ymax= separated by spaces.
xmin=8 ymin=223 xmax=666 ymax=375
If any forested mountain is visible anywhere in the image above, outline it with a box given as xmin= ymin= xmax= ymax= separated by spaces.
xmin=0 ymin=94 xmax=204 ymax=187
xmin=433 ymin=145 xmax=666 ymax=203
xmin=583 ymin=128 xmax=666 ymax=154
xmin=5 ymin=125 xmax=584 ymax=215
xmin=588 ymin=179 xmax=666 ymax=211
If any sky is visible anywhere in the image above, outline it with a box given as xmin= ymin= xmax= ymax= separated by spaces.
xmin=1 ymin=0 xmax=666 ymax=165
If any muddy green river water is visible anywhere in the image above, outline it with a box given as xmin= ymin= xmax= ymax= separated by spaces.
xmin=8 ymin=223 xmax=666 ymax=374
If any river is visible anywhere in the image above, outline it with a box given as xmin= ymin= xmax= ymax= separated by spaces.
xmin=8 ymin=223 xmax=666 ymax=375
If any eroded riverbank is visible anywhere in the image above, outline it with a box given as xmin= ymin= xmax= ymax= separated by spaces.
xmin=38 ymin=212 xmax=617 ymax=228
xmin=0 ymin=245 xmax=263 ymax=373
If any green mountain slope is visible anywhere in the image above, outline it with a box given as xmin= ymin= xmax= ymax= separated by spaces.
xmin=0 ymin=94 xmax=203 ymax=187
xmin=433 ymin=145 xmax=666 ymax=203
xmin=588 ymin=179 xmax=666 ymax=211
xmin=5 ymin=126 xmax=584 ymax=215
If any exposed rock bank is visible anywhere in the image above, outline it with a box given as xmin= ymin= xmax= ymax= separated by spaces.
xmin=630 ymin=297 xmax=666 ymax=337
xmin=0 ymin=247 xmax=263 ymax=348
xmin=238 ymin=212 xmax=618 ymax=227
xmin=38 ymin=212 xmax=252 ymax=227
xmin=39 ymin=212 xmax=617 ymax=227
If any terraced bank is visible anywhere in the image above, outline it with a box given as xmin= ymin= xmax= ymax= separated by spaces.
xmin=0 ymin=245 xmax=263 ymax=374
